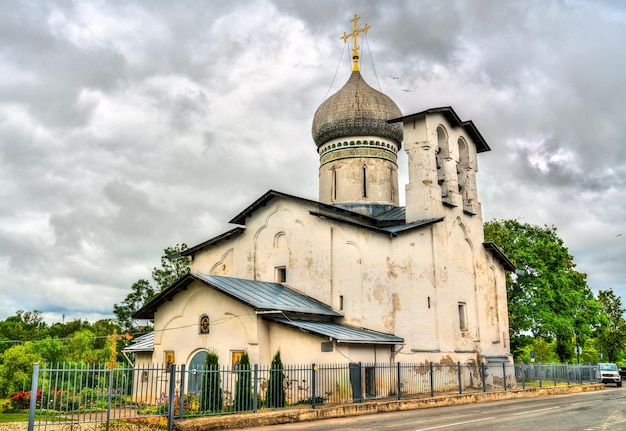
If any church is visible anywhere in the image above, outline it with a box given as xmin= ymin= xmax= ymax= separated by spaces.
xmin=127 ymin=16 xmax=515 ymax=376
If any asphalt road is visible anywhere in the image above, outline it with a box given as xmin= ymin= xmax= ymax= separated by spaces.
xmin=232 ymin=386 xmax=626 ymax=431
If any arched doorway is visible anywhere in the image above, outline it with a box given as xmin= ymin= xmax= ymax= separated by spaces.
xmin=188 ymin=350 xmax=207 ymax=394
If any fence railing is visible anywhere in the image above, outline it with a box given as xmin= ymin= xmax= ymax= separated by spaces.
xmin=27 ymin=362 xmax=602 ymax=431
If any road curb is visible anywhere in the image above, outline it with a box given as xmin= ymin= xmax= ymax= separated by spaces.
xmin=174 ymin=384 xmax=605 ymax=430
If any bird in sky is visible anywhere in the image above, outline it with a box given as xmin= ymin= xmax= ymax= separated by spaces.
xmin=390 ymin=75 xmax=399 ymax=80
xmin=402 ymin=89 xmax=412 ymax=92
xmin=617 ymin=233 xmax=623 ymax=237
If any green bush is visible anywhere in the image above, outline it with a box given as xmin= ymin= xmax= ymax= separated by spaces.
xmin=233 ymin=352 xmax=252 ymax=412
xmin=266 ymin=350 xmax=285 ymax=408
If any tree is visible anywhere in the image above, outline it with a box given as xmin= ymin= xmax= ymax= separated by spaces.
xmin=113 ymin=244 xmax=190 ymax=332
xmin=152 ymin=244 xmax=191 ymax=292
xmin=0 ymin=343 xmax=42 ymax=395
xmin=484 ymin=220 xmax=600 ymax=361
xmin=200 ymin=350 xmax=222 ymax=412
xmin=595 ymin=289 xmax=626 ymax=363
xmin=266 ymin=350 xmax=285 ymax=408
xmin=233 ymin=351 xmax=252 ymax=412
xmin=113 ymin=279 xmax=155 ymax=332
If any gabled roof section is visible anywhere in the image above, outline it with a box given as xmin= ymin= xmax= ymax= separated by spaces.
xmin=389 ymin=106 xmax=491 ymax=153
xmin=122 ymin=332 xmax=154 ymax=352
xmin=229 ymin=190 xmax=318 ymax=225
xmin=132 ymin=273 xmax=343 ymax=320
xmin=183 ymin=190 xmax=444 ymax=256
xmin=483 ymin=242 xmax=516 ymax=271
xmin=179 ymin=227 xmax=245 ymax=257
xmin=268 ymin=318 xmax=404 ymax=345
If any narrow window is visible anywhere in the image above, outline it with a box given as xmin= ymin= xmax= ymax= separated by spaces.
xmin=331 ymin=167 xmax=337 ymax=201
xmin=339 ymin=295 xmax=344 ymax=310
xmin=458 ymin=302 xmax=468 ymax=331
xmin=427 ymin=296 xmax=431 ymax=309
xmin=276 ymin=267 xmax=286 ymax=283
xmin=199 ymin=314 xmax=210 ymax=334
xmin=362 ymin=165 xmax=367 ymax=197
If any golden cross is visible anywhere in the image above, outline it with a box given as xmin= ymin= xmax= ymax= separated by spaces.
xmin=107 ymin=328 xmax=129 ymax=369
xmin=341 ymin=15 xmax=371 ymax=72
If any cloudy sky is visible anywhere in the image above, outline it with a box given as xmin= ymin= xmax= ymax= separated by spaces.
xmin=1 ymin=0 xmax=625 ymax=324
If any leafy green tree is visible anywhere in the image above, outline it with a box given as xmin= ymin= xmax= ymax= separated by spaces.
xmin=484 ymin=220 xmax=600 ymax=361
xmin=200 ymin=350 xmax=222 ymax=412
xmin=113 ymin=279 xmax=155 ymax=332
xmin=152 ymin=244 xmax=191 ymax=291
xmin=113 ymin=244 xmax=190 ymax=331
xmin=30 ymin=338 xmax=68 ymax=364
xmin=0 ymin=343 xmax=42 ymax=395
xmin=266 ymin=350 xmax=285 ymax=408
xmin=595 ymin=289 xmax=626 ymax=363
xmin=0 ymin=310 xmax=47 ymax=344
xmin=233 ymin=351 xmax=252 ymax=412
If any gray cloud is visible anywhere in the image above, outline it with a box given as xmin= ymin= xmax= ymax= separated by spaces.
xmin=1 ymin=0 xmax=625 ymax=323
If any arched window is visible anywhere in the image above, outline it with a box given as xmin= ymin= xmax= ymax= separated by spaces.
xmin=331 ymin=166 xmax=337 ymax=201
xmin=437 ymin=126 xmax=449 ymax=198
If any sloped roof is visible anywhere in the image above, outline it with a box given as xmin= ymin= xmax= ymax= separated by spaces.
xmin=269 ymin=318 xmax=404 ymax=344
xmin=182 ymin=190 xmax=442 ymax=257
xmin=132 ymin=273 xmax=343 ymax=320
xmin=122 ymin=332 xmax=154 ymax=352
xmin=483 ymin=242 xmax=516 ymax=271
xmin=389 ymin=106 xmax=491 ymax=153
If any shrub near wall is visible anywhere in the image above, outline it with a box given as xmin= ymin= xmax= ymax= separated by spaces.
xmin=200 ymin=351 xmax=222 ymax=413
xmin=266 ymin=350 xmax=285 ymax=408
xmin=233 ymin=352 xmax=252 ymax=412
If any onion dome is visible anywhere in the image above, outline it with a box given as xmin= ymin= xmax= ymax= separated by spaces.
xmin=311 ymin=71 xmax=403 ymax=149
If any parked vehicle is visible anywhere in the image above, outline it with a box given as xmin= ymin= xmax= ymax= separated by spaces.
xmin=596 ymin=363 xmax=622 ymax=387
xmin=618 ymin=366 xmax=626 ymax=380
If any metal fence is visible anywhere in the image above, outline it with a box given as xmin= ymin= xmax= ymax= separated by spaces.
xmin=26 ymin=361 xmax=602 ymax=431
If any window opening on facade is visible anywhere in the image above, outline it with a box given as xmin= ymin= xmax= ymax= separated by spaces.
xmin=276 ymin=266 xmax=287 ymax=283
xmin=339 ymin=295 xmax=344 ymax=310
xmin=362 ymin=165 xmax=367 ymax=197
xmin=458 ymin=302 xmax=468 ymax=331
xmin=331 ymin=167 xmax=337 ymax=201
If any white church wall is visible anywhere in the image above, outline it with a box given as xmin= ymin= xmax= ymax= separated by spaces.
xmin=152 ymin=281 xmax=261 ymax=369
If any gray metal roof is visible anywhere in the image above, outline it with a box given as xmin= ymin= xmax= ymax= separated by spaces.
xmin=132 ymin=273 xmax=343 ymax=320
xmin=122 ymin=332 xmax=154 ymax=352
xmin=269 ymin=318 xmax=404 ymax=345
xmin=193 ymin=274 xmax=343 ymax=317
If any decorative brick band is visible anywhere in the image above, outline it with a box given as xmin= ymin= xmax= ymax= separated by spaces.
xmin=319 ymin=140 xmax=398 ymax=167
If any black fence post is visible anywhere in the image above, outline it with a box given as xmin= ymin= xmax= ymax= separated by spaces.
xmin=179 ymin=364 xmax=185 ymax=419
xmin=481 ymin=362 xmax=486 ymax=392
xmin=28 ymin=363 xmax=40 ymax=431
xmin=429 ymin=362 xmax=434 ymax=398
xmin=397 ymin=362 xmax=401 ymax=401
xmin=502 ymin=362 xmax=507 ymax=390
xmin=311 ymin=363 xmax=317 ymax=409
xmin=457 ymin=362 xmax=462 ymax=394
xmin=253 ymin=364 xmax=258 ymax=413
xmin=521 ymin=364 xmax=526 ymax=389
xmin=168 ymin=364 xmax=176 ymax=431
xmin=539 ymin=363 xmax=543 ymax=388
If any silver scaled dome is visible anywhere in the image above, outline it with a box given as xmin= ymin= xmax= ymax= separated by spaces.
xmin=312 ymin=71 xmax=403 ymax=148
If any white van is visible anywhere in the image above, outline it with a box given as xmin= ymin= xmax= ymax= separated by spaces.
xmin=596 ymin=363 xmax=622 ymax=387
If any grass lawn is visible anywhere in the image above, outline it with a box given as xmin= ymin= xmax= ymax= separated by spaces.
xmin=0 ymin=412 xmax=29 ymax=423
